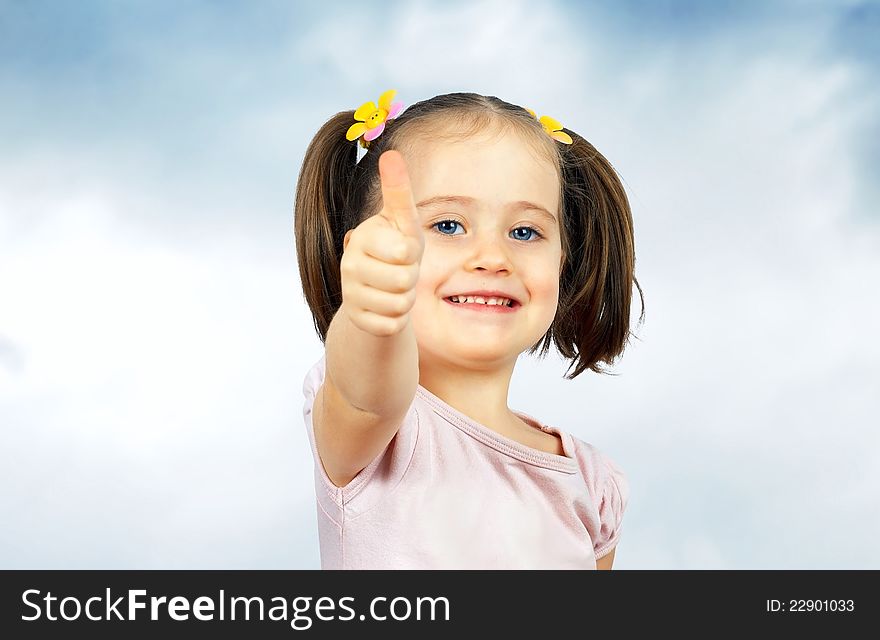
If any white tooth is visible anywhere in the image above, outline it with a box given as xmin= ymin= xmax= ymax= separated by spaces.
xmin=464 ymin=296 xmax=475 ymax=303
xmin=474 ymin=297 xmax=485 ymax=304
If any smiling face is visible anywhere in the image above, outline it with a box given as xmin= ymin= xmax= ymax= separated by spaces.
xmin=403 ymin=128 xmax=564 ymax=370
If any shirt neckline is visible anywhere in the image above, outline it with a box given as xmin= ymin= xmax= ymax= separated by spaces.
xmin=415 ymin=384 xmax=579 ymax=473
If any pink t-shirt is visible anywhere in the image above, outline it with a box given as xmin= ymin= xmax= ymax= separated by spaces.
xmin=302 ymin=352 xmax=630 ymax=569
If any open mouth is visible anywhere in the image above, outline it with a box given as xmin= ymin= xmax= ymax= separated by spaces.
xmin=444 ymin=296 xmax=520 ymax=309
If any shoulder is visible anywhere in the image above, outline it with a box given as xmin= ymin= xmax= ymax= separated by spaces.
xmin=301 ymin=351 xmax=422 ymax=507
xmin=566 ymin=434 xmax=630 ymax=511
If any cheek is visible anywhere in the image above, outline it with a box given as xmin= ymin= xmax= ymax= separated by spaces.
xmin=413 ymin=263 xmax=442 ymax=307
xmin=522 ymin=255 xmax=561 ymax=299
xmin=414 ymin=251 xmax=443 ymax=295
xmin=529 ymin=280 xmax=560 ymax=315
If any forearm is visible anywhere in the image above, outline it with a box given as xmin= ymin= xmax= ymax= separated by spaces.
xmin=324 ymin=303 xmax=419 ymax=418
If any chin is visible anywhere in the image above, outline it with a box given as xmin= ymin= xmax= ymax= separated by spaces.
xmin=446 ymin=341 xmax=520 ymax=362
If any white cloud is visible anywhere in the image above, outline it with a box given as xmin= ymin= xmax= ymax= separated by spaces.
xmin=295 ymin=0 xmax=588 ymax=101
xmin=0 ymin=167 xmax=323 ymax=567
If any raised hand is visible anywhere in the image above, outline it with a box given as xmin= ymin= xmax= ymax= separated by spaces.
xmin=340 ymin=150 xmax=425 ymax=337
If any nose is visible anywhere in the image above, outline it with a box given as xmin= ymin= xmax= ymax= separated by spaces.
xmin=463 ymin=228 xmax=514 ymax=273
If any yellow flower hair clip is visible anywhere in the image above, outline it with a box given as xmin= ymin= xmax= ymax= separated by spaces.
xmin=346 ymin=89 xmax=405 ymax=149
xmin=525 ymin=108 xmax=573 ymax=144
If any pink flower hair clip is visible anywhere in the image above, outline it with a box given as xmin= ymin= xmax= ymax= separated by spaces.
xmin=346 ymin=89 xmax=405 ymax=149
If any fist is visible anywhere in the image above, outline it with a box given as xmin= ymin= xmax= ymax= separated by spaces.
xmin=340 ymin=151 xmax=425 ymax=337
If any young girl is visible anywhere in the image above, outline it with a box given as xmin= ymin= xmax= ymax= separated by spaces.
xmin=293 ymin=90 xmax=644 ymax=569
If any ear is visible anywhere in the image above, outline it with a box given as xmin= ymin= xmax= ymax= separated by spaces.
xmin=343 ymin=229 xmax=353 ymax=251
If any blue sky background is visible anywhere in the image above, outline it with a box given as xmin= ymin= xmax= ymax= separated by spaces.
xmin=1 ymin=0 xmax=878 ymax=569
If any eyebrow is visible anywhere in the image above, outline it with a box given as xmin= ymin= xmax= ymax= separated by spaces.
xmin=415 ymin=195 xmax=557 ymax=226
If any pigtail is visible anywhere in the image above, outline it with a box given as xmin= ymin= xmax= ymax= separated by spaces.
xmin=293 ymin=111 xmax=360 ymax=343
xmin=532 ymin=131 xmax=645 ymax=379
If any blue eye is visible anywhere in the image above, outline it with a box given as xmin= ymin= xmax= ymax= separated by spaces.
xmin=432 ymin=219 xmax=544 ymax=241
xmin=434 ymin=220 xmax=462 ymax=235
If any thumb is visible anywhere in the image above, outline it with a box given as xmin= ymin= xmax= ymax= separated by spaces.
xmin=378 ymin=150 xmax=423 ymax=245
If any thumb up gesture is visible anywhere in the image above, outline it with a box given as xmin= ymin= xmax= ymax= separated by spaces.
xmin=341 ymin=151 xmax=425 ymax=337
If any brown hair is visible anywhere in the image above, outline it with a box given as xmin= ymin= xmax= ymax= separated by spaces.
xmin=293 ymin=92 xmax=644 ymax=379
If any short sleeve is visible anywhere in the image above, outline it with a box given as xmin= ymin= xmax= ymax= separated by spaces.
xmin=301 ymin=351 xmax=420 ymax=514
xmin=592 ymin=452 xmax=630 ymax=559
xmin=302 ymin=352 xmax=336 ymax=492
